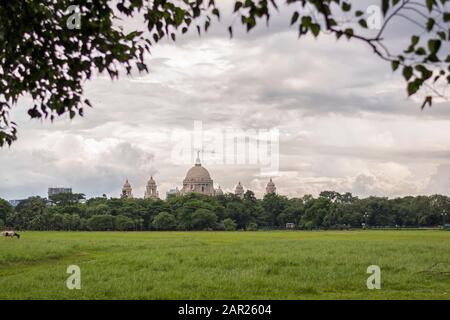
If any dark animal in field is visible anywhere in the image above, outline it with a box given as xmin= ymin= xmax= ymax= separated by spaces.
xmin=1 ymin=231 xmax=20 ymax=239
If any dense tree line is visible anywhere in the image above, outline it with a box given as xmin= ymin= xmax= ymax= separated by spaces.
xmin=0 ymin=191 xmax=449 ymax=231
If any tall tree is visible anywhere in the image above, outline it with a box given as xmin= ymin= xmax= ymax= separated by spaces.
xmin=0 ymin=198 xmax=13 ymax=223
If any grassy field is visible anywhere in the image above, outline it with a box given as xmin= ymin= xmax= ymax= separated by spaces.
xmin=0 ymin=230 xmax=449 ymax=299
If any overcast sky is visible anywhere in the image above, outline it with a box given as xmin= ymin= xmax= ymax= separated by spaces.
xmin=1 ymin=1 xmax=449 ymax=200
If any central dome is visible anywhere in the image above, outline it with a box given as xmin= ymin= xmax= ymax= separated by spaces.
xmin=180 ymin=153 xmax=216 ymax=196
xmin=184 ymin=163 xmax=212 ymax=182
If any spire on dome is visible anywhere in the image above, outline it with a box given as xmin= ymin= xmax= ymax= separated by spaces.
xmin=195 ymin=150 xmax=201 ymax=166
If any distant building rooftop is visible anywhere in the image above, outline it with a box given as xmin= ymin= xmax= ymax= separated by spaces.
xmin=48 ymin=187 xmax=72 ymax=198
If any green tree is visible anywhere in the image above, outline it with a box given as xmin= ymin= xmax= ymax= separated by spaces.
xmin=300 ymin=197 xmax=331 ymax=229
xmin=262 ymin=194 xmax=289 ymax=227
xmin=222 ymin=218 xmax=237 ymax=231
xmin=224 ymin=201 xmax=249 ymax=229
xmin=49 ymin=193 xmax=85 ymax=206
xmin=152 ymin=212 xmax=177 ymax=230
xmin=10 ymin=196 xmax=48 ymax=230
xmin=1 ymin=1 xmax=448 ymax=146
xmin=87 ymin=214 xmax=114 ymax=231
xmin=191 ymin=209 xmax=217 ymax=230
xmin=246 ymin=222 xmax=258 ymax=231
xmin=174 ymin=195 xmax=218 ymax=230
xmin=115 ymin=215 xmax=136 ymax=231
xmin=85 ymin=204 xmax=110 ymax=217
xmin=362 ymin=197 xmax=395 ymax=226
xmin=0 ymin=198 xmax=13 ymax=225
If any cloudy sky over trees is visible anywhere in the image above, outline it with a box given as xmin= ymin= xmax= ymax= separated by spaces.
xmin=1 ymin=1 xmax=449 ymax=200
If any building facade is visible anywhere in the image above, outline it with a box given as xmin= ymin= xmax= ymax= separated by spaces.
xmin=119 ymin=153 xmax=276 ymax=199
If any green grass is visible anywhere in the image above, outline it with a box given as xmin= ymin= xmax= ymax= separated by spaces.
xmin=0 ymin=230 xmax=449 ymax=299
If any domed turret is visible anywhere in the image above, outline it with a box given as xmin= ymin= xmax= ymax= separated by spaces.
xmin=265 ymin=178 xmax=276 ymax=195
xmin=235 ymin=182 xmax=244 ymax=199
xmin=215 ymin=186 xmax=224 ymax=196
xmin=121 ymin=179 xmax=133 ymax=199
xmin=144 ymin=176 xmax=159 ymax=199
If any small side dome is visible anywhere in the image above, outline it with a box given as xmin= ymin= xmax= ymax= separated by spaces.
xmin=123 ymin=179 xmax=131 ymax=188
xmin=215 ymin=186 xmax=224 ymax=196
xmin=265 ymin=178 xmax=276 ymax=195
xmin=235 ymin=181 xmax=244 ymax=198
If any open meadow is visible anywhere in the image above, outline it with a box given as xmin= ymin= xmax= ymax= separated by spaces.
xmin=0 ymin=230 xmax=449 ymax=299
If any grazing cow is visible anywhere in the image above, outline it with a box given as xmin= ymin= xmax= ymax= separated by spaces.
xmin=1 ymin=231 xmax=20 ymax=239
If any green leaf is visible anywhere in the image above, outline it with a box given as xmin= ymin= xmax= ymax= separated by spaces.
xmin=444 ymin=12 xmax=450 ymax=22
xmin=310 ymin=24 xmax=320 ymax=37
xmin=421 ymin=96 xmax=432 ymax=109
xmin=246 ymin=15 xmax=256 ymax=31
xmin=290 ymin=11 xmax=299 ymax=26
xmin=415 ymin=65 xmax=433 ymax=80
xmin=391 ymin=60 xmax=400 ymax=71
xmin=234 ymin=1 xmax=243 ymax=12
xmin=301 ymin=16 xmax=312 ymax=27
xmin=427 ymin=39 xmax=441 ymax=54
xmin=344 ymin=28 xmax=353 ymax=39
xmin=212 ymin=8 xmax=220 ymax=20
xmin=403 ymin=66 xmax=413 ymax=80
xmin=426 ymin=18 xmax=435 ymax=31
xmin=407 ymin=81 xmax=420 ymax=96
xmin=382 ymin=0 xmax=389 ymax=16
xmin=342 ymin=2 xmax=351 ymax=12
xmin=358 ymin=19 xmax=368 ymax=28
xmin=415 ymin=47 xmax=426 ymax=55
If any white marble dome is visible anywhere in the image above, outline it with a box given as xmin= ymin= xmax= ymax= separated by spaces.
xmin=181 ymin=154 xmax=214 ymax=196
xmin=184 ymin=164 xmax=212 ymax=182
